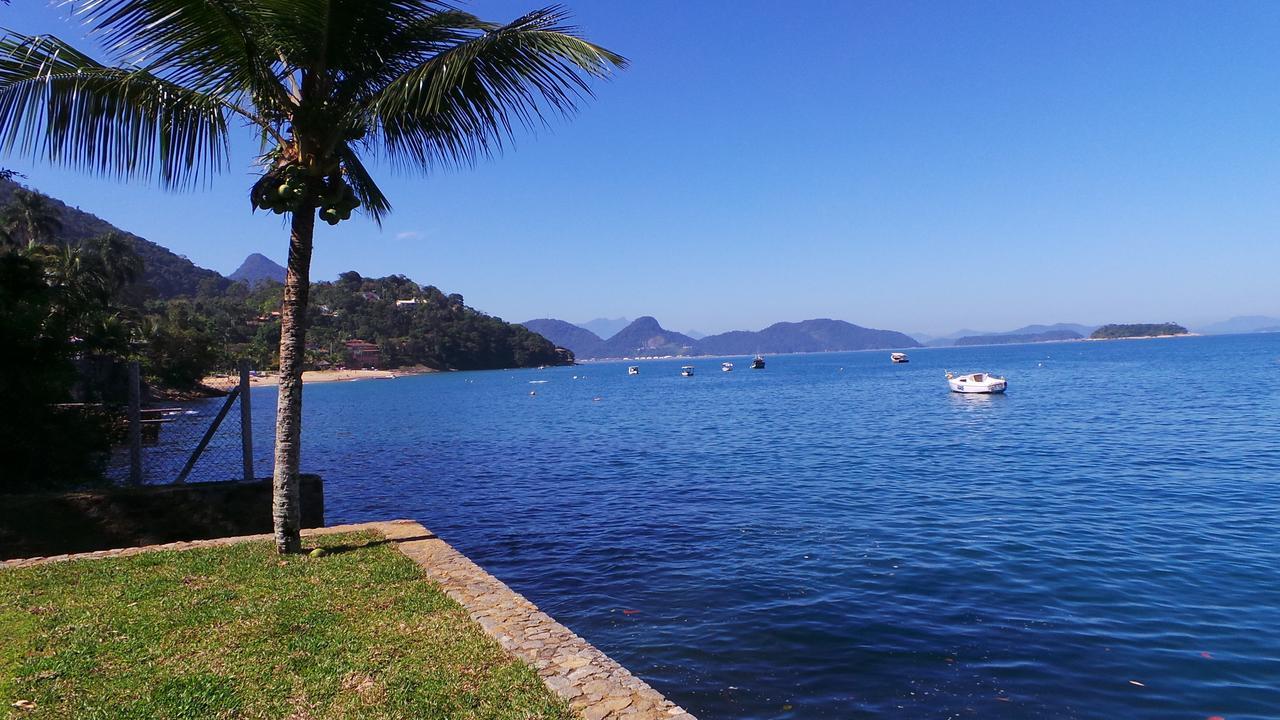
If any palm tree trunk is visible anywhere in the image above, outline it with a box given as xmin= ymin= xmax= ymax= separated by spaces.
xmin=272 ymin=203 xmax=315 ymax=554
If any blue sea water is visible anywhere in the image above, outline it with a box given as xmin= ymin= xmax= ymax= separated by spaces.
xmin=223 ymin=334 xmax=1280 ymax=718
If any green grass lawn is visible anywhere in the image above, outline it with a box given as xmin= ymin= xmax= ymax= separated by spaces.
xmin=0 ymin=532 xmax=573 ymax=720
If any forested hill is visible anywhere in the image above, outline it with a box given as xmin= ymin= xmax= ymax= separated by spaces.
xmin=0 ymin=178 xmax=229 ymax=298
xmin=296 ymin=273 xmax=571 ymax=370
xmin=1090 ymin=323 xmax=1189 ymax=339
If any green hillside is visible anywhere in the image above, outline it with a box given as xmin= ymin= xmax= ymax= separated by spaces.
xmin=0 ymin=178 xmax=229 ymax=298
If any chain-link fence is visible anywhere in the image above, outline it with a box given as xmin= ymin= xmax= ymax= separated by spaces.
xmin=103 ymin=361 xmax=255 ymax=485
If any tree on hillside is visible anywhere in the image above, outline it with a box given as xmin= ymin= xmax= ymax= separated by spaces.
xmin=0 ymin=1 xmax=624 ymax=552
xmin=1 ymin=188 xmax=62 ymax=249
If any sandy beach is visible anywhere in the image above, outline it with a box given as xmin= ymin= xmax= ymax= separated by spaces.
xmin=202 ymin=368 xmax=433 ymax=391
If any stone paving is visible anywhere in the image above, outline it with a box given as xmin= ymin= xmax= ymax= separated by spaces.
xmin=2 ymin=520 xmax=697 ymax=720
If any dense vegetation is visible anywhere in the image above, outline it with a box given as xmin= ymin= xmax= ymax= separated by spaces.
xmin=0 ymin=182 xmax=569 ymax=383
xmin=1090 ymin=323 xmax=1188 ymax=339
xmin=229 ymin=272 xmax=570 ymax=372
xmin=0 ymin=177 xmax=229 ymax=298
xmin=0 ymin=181 xmax=566 ymax=491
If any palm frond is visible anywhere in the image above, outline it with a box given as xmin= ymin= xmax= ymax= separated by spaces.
xmin=74 ymin=0 xmax=292 ymax=114
xmin=367 ymin=5 xmax=626 ymax=170
xmin=0 ymin=31 xmax=230 ymax=188
xmin=336 ymin=145 xmax=391 ymax=224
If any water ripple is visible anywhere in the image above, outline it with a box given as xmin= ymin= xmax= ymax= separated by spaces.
xmin=229 ymin=334 xmax=1280 ymax=719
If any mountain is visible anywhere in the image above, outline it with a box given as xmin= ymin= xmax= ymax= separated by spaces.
xmin=1198 ymin=316 xmax=1280 ymax=335
xmin=575 ymin=317 xmax=630 ymax=340
xmin=520 ymin=319 xmax=604 ymax=357
xmin=597 ymin=316 xmax=698 ymax=358
xmin=685 ymin=329 xmax=707 ymax=340
xmin=953 ymin=329 xmax=1083 ymax=346
xmin=229 ymin=253 xmax=286 ymax=286
xmin=698 ymin=319 xmax=920 ymax=355
xmin=527 ymin=315 xmax=921 ymax=359
xmin=0 ymin=178 xmax=229 ymax=298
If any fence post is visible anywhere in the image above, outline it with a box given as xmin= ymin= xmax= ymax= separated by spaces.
xmin=239 ymin=359 xmax=254 ymax=482
xmin=128 ymin=360 xmax=142 ymax=484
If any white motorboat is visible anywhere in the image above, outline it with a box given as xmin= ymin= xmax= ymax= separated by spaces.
xmin=627 ymin=366 xmax=639 ymax=375
xmin=681 ymin=365 xmax=695 ymax=377
xmin=891 ymin=352 xmax=909 ymax=363
xmin=722 ymin=362 xmax=734 ymax=372
xmin=946 ymin=371 xmax=1007 ymax=394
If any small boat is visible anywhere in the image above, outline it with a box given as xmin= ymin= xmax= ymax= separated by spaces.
xmin=946 ymin=371 xmax=1007 ymax=394
xmin=627 ymin=366 xmax=639 ymax=376
xmin=722 ymin=362 xmax=734 ymax=372
xmin=891 ymin=352 xmax=909 ymax=363
xmin=681 ymin=365 xmax=695 ymax=377
xmin=751 ymin=355 xmax=765 ymax=369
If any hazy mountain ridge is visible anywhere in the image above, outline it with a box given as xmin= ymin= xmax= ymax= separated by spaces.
xmin=1197 ymin=316 xmax=1280 ymax=335
xmin=524 ymin=316 xmax=919 ymax=359
xmin=923 ymin=322 xmax=1097 ymax=347
xmin=0 ymin=178 xmax=230 ymax=298
xmin=697 ymin=319 xmax=919 ymax=355
xmin=953 ymin=329 xmax=1083 ymax=346
xmin=521 ymin=319 xmax=605 ymax=357
xmin=575 ymin=317 xmax=630 ymax=340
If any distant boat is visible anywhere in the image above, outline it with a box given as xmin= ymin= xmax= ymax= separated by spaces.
xmin=681 ymin=365 xmax=695 ymax=377
xmin=891 ymin=352 xmax=909 ymax=363
xmin=722 ymin=362 xmax=734 ymax=372
xmin=627 ymin=366 xmax=639 ymax=376
xmin=946 ymin=371 xmax=1007 ymax=394
xmin=751 ymin=355 xmax=765 ymax=369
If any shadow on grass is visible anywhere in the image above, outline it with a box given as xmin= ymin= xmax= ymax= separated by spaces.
xmin=312 ymin=533 xmax=437 ymax=556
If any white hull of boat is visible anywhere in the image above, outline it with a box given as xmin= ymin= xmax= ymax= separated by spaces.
xmin=947 ymin=372 xmax=1007 ymax=394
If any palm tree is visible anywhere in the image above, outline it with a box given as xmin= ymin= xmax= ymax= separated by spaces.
xmin=0 ymin=1 xmax=624 ymax=553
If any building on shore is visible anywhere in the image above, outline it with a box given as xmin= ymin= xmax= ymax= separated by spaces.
xmin=344 ymin=340 xmax=381 ymax=369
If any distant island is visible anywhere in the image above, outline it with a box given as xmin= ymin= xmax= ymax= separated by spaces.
xmin=1090 ymin=323 xmax=1189 ymax=339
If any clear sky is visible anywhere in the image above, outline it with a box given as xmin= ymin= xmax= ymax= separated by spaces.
xmin=4 ymin=1 xmax=1280 ymax=336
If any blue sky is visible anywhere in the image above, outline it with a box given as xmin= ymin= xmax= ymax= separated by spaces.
xmin=4 ymin=1 xmax=1280 ymax=336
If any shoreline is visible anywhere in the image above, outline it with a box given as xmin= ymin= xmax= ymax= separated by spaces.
xmin=201 ymin=367 xmax=436 ymax=390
